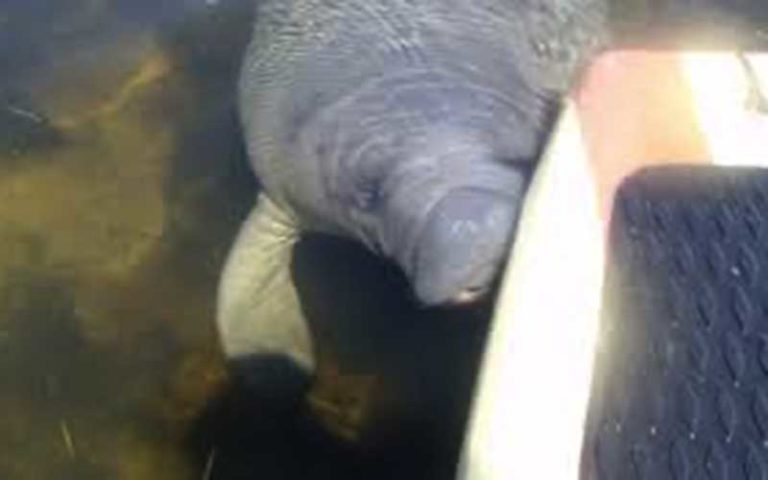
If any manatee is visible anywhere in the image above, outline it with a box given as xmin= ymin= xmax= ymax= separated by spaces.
xmin=218 ymin=0 xmax=608 ymax=376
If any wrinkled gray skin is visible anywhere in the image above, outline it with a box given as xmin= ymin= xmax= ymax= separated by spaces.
xmin=218 ymin=0 xmax=607 ymax=373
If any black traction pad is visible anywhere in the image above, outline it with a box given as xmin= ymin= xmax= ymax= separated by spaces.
xmin=582 ymin=166 xmax=768 ymax=480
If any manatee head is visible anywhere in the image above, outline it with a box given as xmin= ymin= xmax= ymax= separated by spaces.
xmin=307 ymin=71 xmax=551 ymax=308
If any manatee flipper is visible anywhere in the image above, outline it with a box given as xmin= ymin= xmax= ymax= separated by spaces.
xmin=217 ymin=194 xmax=314 ymax=387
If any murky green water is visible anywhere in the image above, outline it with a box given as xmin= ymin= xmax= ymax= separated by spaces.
xmin=0 ymin=1 xmax=490 ymax=478
xmin=0 ymin=2 xmax=255 ymax=478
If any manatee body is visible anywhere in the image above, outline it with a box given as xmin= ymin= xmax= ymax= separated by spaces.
xmin=218 ymin=0 xmax=607 ymax=373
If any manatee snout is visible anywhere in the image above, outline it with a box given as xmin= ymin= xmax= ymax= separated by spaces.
xmin=406 ymin=174 xmax=526 ymax=307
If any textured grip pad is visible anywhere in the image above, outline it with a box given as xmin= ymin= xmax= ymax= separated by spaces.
xmin=583 ymin=166 xmax=768 ymax=480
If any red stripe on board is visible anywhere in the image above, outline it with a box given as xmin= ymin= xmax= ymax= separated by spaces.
xmin=574 ymin=51 xmax=710 ymax=220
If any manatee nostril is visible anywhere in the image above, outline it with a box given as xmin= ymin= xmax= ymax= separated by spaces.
xmin=451 ymin=286 xmax=487 ymax=305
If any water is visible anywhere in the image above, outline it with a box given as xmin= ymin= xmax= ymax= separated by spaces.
xmin=0 ymin=1 xmax=490 ymax=478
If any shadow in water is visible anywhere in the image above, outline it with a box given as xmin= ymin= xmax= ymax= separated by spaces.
xmin=154 ymin=0 xmax=258 ymax=285
xmin=184 ymin=356 xmax=355 ymax=480
xmin=197 ymin=235 xmax=493 ymax=479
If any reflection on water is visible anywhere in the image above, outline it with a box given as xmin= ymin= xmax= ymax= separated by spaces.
xmin=0 ymin=1 xmax=489 ymax=478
